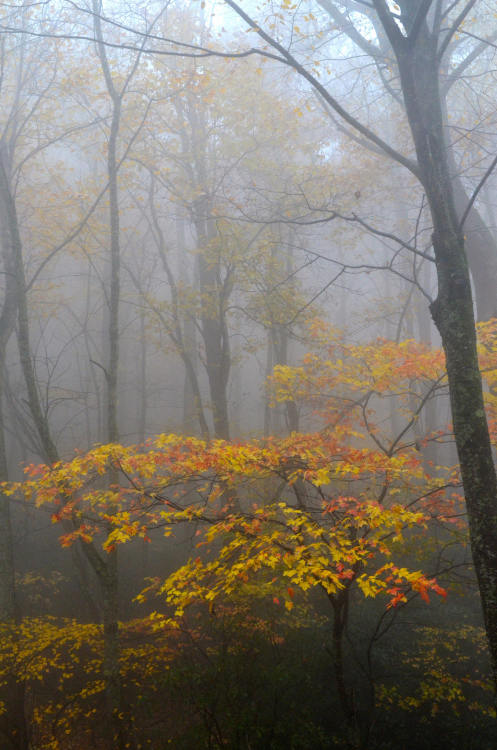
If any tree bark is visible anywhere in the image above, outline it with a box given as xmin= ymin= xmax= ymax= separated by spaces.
xmin=0 ymin=147 xmax=18 ymax=623
xmin=85 ymin=5 xmax=129 ymax=744
xmin=0 ymin=147 xmax=28 ymax=750
xmin=386 ymin=6 xmax=497 ymax=687
xmin=193 ymin=192 xmax=232 ymax=440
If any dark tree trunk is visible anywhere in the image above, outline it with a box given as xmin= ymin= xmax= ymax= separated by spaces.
xmin=0 ymin=148 xmax=18 ymax=623
xmin=193 ymin=193 xmax=232 ymax=440
xmin=0 ymin=148 xmax=28 ymax=750
xmin=105 ymin=98 xmax=121 ymax=445
xmin=387 ymin=9 xmax=497 ymax=687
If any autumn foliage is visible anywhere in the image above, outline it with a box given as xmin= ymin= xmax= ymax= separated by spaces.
xmin=5 ymin=321 xmax=497 ymax=746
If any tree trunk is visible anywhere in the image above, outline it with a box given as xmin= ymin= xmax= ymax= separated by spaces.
xmin=147 ymin=177 xmax=210 ymax=440
xmin=105 ymin=96 xmax=121 ymax=445
xmin=185 ymin=94 xmax=232 ymax=441
xmin=86 ymin=6 xmax=126 ymax=744
xmin=0 ymin=148 xmax=18 ymax=623
xmin=193 ymin=193 xmax=231 ymax=440
xmin=0 ymin=146 xmax=29 ymax=750
xmin=0 ymin=151 xmax=58 ymax=465
xmin=391 ymin=15 xmax=497 ymax=687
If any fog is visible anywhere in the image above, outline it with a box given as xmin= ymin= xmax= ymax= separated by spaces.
xmin=0 ymin=1 xmax=496 ymax=748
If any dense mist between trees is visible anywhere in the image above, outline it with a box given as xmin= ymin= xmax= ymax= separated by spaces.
xmin=0 ymin=1 xmax=497 ymax=748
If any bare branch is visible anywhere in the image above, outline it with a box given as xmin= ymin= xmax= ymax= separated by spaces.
xmin=459 ymin=153 xmax=497 ymax=232
xmin=223 ymin=0 xmax=420 ymax=178
xmin=437 ymin=0 xmax=478 ymax=61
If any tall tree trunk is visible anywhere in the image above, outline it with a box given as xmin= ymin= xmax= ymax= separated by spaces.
xmin=263 ymin=330 xmax=275 ymax=436
xmin=184 ymin=94 xmax=232 ymax=441
xmin=265 ymin=240 xmax=299 ymax=435
xmin=0 ymin=147 xmax=28 ymax=750
xmin=92 ymin=3 xmax=125 ymax=743
xmin=0 ymin=147 xmax=18 ymax=623
xmin=138 ymin=308 xmax=147 ymax=443
xmin=193 ymin=193 xmax=231 ymax=440
xmin=3 ymin=125 xmax=123 ymax=742
xmin=388 ymin=8 xmax=497 ymax=687
xmin=105 ymin=98 xmax=121 ymax=444
xmin=146 ymin=175 xmax=210 ymax=439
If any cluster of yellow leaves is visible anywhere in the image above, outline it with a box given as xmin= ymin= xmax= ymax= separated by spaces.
xmin=4 ymin=322 xmax=485 ymax=745
xmin=269 ymin=317 xmax=497 ymax=446
xmin=4 ymin=422 xmax=452 ymax=618
xmin=148 ymin=497 xmax=446 ymax=617
xmin=377 ymin=626 xmax=495 ymax=718
xmin=7 ymin=321 xmax=479 ymax=628
xmin=268 ymin=321 xmax=446 ymax=438
xmin=0 ymin=616 xmax=182 ymax=749
xmin=6 ymin=427 xmax=448 ymax=537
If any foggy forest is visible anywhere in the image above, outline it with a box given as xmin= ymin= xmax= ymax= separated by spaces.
xmin=1 ymin=0 xmax=497 ymax=748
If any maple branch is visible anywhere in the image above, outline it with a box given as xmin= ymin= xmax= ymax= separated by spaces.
xmin=389 ymin=374 xmax=447 ymax=456
xmin=317 ymin=0 xmax=383 ymax=60
xmin=437 ymin=0 xmax=478 ymax=62
xmin=284 ymin=268 xmax=345 ymax=327
xmin=442 ymin=30 xmax=497 ymax=92
xmin=361 ymin=391 xmax=388 ymax=455
xmin=13 ymin=116 xmax=105 ymax=180
xmin=0 ymin=23 xmax=286 ymax=62
xmin=288 ymin=245 xmax=433 ymax=302
xmin=222 ymin=191 xmax=434 ymax=264
xmin=90 ymin=358 xmax=109 ymax=383
xmin=345 ymin=212 xmax=434 ymax=262
xmin=458 ymin=153 xmax=497 ymax=232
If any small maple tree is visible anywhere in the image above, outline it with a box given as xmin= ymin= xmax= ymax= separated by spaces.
xmin=6 ymin=320 xmax=467 ymax=623
xmin=9 ymin=319 xmax=493 ymax=741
